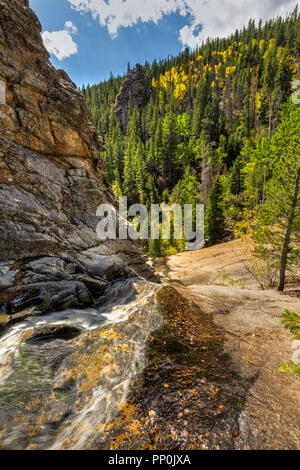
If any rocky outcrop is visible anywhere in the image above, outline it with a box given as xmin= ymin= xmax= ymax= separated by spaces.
xmin=114 ymin=64 xmax=146 ymax=131
xmin=0 ymin=0 xmax=156 ymax=321
xmin=0 ymin=0 xmax=105 ymax=173
xmin=0 ymin=136 xmax=110 ymax=261
xmin=0 ymin=240 xmax=152 ymax=320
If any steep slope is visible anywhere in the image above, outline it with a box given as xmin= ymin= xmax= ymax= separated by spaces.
xmin=83 ymin=9 xmax=300 ymax=254
xmin=0 ymin=0 xmax=106 ymax=171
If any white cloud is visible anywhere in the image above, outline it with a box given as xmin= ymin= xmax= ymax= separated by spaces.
xmin=67 ymin=0 xmax=298 ymax=48
xmin=42 ymin=21 xmax=78 ymax=60
xmin=65 ymin=21 xmax=79 ymax=34
xmin=67 ymin=0 xmax=186 ymax=38
xmin=179 ymin=0 xmax=298 ymax=48
xmin=179 ymin=24 xmax=202 ymax=49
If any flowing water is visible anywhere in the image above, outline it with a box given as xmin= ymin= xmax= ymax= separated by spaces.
xmin=0 ymin=278 xmax=162 ymax=450
xmin=0 ymin=277 xmax=253 ymax=450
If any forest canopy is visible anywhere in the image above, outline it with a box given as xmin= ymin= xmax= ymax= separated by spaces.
xmin=82 ymin=7 xmax=300 ymax=289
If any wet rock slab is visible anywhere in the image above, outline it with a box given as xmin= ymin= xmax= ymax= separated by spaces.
xmin=0 ymin=256 xmax=108 ymax=320
xmin=0 ymin=247 xmax=157 ymax=326
xmin=94 ymin=287 xmax=255 ymax=450
xmin=0 ymin=280 xmax=161 ymax=450
xmin=0 ymin=283 xmax=299 ymax=450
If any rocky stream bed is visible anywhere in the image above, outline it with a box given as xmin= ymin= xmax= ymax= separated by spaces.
xmin=0 ymin=278 xmax=253 ymax=450
xmin=0 ymin=0 xmax=299 ymax=451
xmin=1 ymin=270 xmax=298 ymax=450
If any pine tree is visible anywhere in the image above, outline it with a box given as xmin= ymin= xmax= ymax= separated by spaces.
xmin=192 ymin=77 xmax=209 ymax=138
xmin=161 ymin=110 xmax=179 ymax=185
xmin=149 ymin=237 xmax=162 ymax=258
xmin=146 ymin=175 xmax=159 ymax=205
xmin=205 ymin=177 xmax=226 ymax=245
xmin=123 ymin=140 xmax=137 ymax=204
xmin=252 ymin=101 xmax=300 ymax=292
xmin=230 ymin=156 xmax=245 ymax=195
xmin=262 ymin=38 xmax=278 ymax=140
xmin=81 ymin=8 xmax=300 ymax=259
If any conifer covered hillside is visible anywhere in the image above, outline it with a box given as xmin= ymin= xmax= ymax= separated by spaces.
xmin=82 ymin=8 xmax=300 ymax=260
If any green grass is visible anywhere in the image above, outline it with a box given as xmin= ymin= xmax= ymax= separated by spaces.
xmin=281 ymin=310 xmax=300 ymax=340
xmin=278 ymin=361 xmax=300 ymax=378
xmin=278 ymin=310 xmax=300 ymax=378
xmin=214 ymin=269 xmax=245 ymax=288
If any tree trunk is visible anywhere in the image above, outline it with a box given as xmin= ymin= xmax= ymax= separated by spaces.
xmin=262 ymin=165 xmax=267 ymax=203
xmin=278 ymin=168 xmax=300 ymax=292
xmin=268 ymin=98 xmax=272 ymax=142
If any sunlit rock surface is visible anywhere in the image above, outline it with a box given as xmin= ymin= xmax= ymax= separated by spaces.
xmin=0 ymin=0 xmax=105 ymax=171
xmin=0 ymin=0 xmax=156 ymax=323
xmin=0 ymin=1 xmax=299 ymax=452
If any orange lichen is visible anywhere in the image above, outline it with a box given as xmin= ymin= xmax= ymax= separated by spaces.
xmin=59 ymin=328 xmax=135 ymax=394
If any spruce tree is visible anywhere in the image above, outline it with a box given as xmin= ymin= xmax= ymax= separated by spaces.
xmin=205 ymin=177 xmax=226 ymax=245
xmin=230 ymin=156 xmax=245 ymax=195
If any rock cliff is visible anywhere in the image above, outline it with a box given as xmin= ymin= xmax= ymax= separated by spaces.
xmin=114 ymin=64 xmax=146 ymax=131
xmin=0 ymin=0 xmax=105 ymax=172
xmin=0 ymin=0 xmax=155 ymax=321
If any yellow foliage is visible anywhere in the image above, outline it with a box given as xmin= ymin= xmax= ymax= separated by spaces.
xmin=215 ymin=63 xmax=222 ymax=79
xmin=219 ymin=50 xmax=227 ymax=61
xmin=259 ymin=39 xmax=265 ymax=53
xmin=174 ymin=82 xmax=187 ymax=101
xmin=152 ymin=77 xmax=158 ymax=88
xmin=255 ymin=91 xmax=262 ymax=110
xmin=225 ymin=66 xmax=236 ymax=77
xmin=263 ymin=39 xmax=276 ymax=61
xmin=153 ymin=66 xmax=189 ymax=101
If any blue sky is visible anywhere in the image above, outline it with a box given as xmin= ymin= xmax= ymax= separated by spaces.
xmin=30 ymin=0 xmax=298 ymax=88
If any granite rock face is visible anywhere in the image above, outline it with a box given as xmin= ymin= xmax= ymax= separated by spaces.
xmin=0 ymin=135 xmax=112 ymax=261
xmin=114 ymin=64 xmax=146 ymax=131
xmin=0 ymin=0 xmax=156 ymax=321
